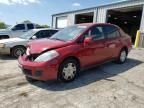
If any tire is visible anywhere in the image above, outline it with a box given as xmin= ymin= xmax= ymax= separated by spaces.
xmin=11 ymin=46 xmax=26 ymax=58
xmin=0 ymin=35 xmax=9 ymax=40
xmin=58 ymin=59 xmax=80 ymax=82
xmin=116 ymin=49 xmax=127 ymax=64
xmin=25 ymin=76 xmax=37 ymax=82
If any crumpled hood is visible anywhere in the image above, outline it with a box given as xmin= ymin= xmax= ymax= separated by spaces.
xmin=28 ymin=38 xmax=71 ymax=54
xmin=0 ymin=38 xmax=26 ymax=44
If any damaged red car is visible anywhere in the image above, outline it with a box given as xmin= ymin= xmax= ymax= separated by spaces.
xmin=18 ymin=23 xmax=132 ymax=82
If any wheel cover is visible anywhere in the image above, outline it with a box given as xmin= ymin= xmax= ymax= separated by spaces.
xmin=62 ymin=63 xmax=77 ymax=80
xmin=120 ymin=51 xmax=126 ymax=62
xmin=14 ymin=48 xmax=24 ymax=57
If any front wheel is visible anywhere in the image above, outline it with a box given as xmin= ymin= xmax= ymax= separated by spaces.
xmin=11 ymin=46 xmax=26 ymax=58
xmin=116 ymin=49 xmax=127 ymax=64
xmin=58 ymin=59 xmax=80 ymax=82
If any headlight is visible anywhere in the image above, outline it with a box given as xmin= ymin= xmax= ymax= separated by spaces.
xmin=0 ymin=43 xmax=5 ymax=48
xmin=26 ymin=47 xmax=30 ymax=56
xmin=34 ymin=50 xmax=59 ymax=62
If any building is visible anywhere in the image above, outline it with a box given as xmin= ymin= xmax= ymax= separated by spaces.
xmin=52 ymin=0 xmax=144 ymax=46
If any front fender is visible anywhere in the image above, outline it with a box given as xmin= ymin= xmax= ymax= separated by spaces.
xmin=56 ymin=44 xmax=81 ymax=66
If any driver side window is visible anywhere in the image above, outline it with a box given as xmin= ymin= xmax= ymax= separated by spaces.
xmin=88 ymin=26 xmax=104 ymax=40
xmin=12 ymin=24 xmax=25 ymax=31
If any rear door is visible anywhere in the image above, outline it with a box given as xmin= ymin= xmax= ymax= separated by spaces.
xmin=103 ymin=25 xmax=122 ymax=58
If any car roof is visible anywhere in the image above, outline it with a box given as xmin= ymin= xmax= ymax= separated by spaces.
xmin=77 ymin=23 xmax=118 ymax=28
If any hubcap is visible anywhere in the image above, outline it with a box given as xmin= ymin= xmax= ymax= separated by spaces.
xmin=62 ymin=63 xmax=77 ymax=80
xmin=14 ymin=48 xmax=24 ymax=57
xmin=120 ymin=50 xmax=126 ymax=62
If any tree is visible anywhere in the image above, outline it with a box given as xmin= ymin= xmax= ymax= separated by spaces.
xmin=41 ymin=25 xmax=49 ymax=28
xmin=36 ymin=24 xmax=49 ymax=28
xmin=0 ymin=22 xmax=6 ymax=29
xmin=22 ymin=20 xmax=49 ymax=28
xmin=22 ymin=20 xmax=32 ymax=23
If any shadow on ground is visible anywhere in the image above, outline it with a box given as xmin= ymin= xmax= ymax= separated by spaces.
xmin=31 ymin=58 xmax=143 ymax=91
xmin=0 ymin=55 xmax=16 ymax=60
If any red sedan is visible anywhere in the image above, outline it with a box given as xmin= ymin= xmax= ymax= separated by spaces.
xmin=18 ymin=23 xmax=132 ymax=82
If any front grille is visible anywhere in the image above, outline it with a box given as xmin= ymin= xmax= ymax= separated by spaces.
xmin=28 ymin=54 xmax=39 ymax=61
xmin=22 ymin=69 xmax=32 ymax=76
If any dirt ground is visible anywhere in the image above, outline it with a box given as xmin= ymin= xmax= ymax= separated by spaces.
xmin=0 ymin=48 xmax=144 ymax=108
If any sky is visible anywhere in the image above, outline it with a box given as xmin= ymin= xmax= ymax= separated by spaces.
xmin=0 ymin=0 xmax=127 ymax=26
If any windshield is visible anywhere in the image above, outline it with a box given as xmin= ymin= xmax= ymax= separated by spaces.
xmin=50 ymin=25 xmax=87 ymax=41
xmin=19 ymin=30 xmax=37 ymax=39
xmin=6 ymin=25 xmax=13 ymax=30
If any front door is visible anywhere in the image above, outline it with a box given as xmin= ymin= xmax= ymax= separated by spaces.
xmin=11 ymin=24 xmax=27 ymax=38
xmin=79 ymin=25 xmax=110 ymax=67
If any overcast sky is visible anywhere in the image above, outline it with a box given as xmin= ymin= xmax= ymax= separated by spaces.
xmin=0 ymin=0 xmax=127 ymax=26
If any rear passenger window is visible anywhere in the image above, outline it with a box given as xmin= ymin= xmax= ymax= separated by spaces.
xmin=35 ymin=30 xmax=48 ymax=38
xmin=35 ymin=30 xmax=58 ymax=39
xmin=103 ymin=26 xmax=120 ymax=38
xmin=49 ymin=30 xmax=58 ymax=36
xmin=27 ymin=24 xmax=34 ymax=30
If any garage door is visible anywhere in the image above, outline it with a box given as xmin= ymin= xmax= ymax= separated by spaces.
xmin=56 ymin=16 xmax=68 ymax=28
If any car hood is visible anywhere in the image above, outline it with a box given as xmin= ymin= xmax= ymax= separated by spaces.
xmin=0 ymin=29 xmax=6 ymax=31
xmin=0 ymin=29 xmax=10 ymax=34
xmin=0 ymin=38 xmax=26 ymax=44
xmin=28 ymin=39 xmax=71 ymax=54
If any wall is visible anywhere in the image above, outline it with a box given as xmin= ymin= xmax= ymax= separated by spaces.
xmin=96 ymin=0 xmax=144 ymax=28
xmin=52 ymin=0 xmax=144 ymax=30
xmin=52 ymin=9 xmax=96 ymax=28
xmin=140 ymin=5 xmax=144 ymax=31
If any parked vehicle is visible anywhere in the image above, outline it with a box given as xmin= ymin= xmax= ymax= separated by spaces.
xmin=0 ymin=28 xmax=58 ymax=58
xmin=0 ymin=23 xmax=36 ymax=40
xmin=18 ymin=23 xmax=132 ymax=82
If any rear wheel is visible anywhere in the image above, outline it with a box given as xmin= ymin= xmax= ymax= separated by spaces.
xmin=58 ymin=59 xmax=80 ymax=82
xmin=116 ymin=49 xmax=127 ymax=64
xmin=11 ymin=46 xmax=26 ymax=58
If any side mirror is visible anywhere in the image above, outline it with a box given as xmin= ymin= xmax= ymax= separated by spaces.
xmin=31 ymin=35 xmax=37 ymax=40
xmin=84 ymin=37 xmax=93 ymax=46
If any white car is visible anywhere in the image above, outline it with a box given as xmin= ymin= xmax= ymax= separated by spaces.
xmin=0 ymin=23 xmax=36 ymax=40
xmin=0 ymin=28 xmax=58 ymax=57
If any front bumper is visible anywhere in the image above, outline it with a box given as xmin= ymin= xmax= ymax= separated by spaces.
xmin=0 ymin=47 xmax=10 ymax=54
xmin=18 ymin=55 xmax=59 ymax=81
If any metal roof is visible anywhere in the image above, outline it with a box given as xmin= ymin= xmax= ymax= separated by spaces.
xmin=52 ymin=0 xmax=143 ymax=16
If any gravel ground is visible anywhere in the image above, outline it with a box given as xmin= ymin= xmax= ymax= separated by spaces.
xmin=0 ymin=48 xmax=144 ymax=108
